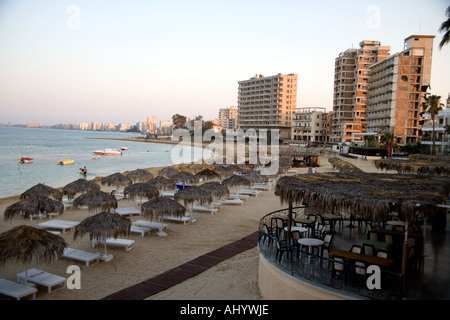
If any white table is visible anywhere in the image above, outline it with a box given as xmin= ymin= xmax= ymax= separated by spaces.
xmin=284 ymin=226 xmax=308 ymax=235
xmin=298 ymin=238 xmax=324 ymax=261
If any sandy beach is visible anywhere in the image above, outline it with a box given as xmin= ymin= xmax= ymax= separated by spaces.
xmin=0 ymin=151 xmax=386 ymax=300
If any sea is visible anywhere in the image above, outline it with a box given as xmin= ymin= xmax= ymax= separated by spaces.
xmin=0 ymin=126 xmax=212 ymax=199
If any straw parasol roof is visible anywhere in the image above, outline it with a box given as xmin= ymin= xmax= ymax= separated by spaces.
xmin=275 ymin=172 xmax=450 ymax=223
xmin=125 ymin=169 xmax=155 ymax=183
xmin=244 ymin=171 xmax=268 ymax=183
xmin=141 ymin=196 xmax=186 ymax=221
xmin=146 ymin=176 xmax=176 ymax=190
xmin=195 ymin=168 xmax=220 ymax=181
xmin=62 ymin=178 xmax=100 ymax=200
xmin=174 ymin=185 xmax=213 ymax=206
xmin=20 ymin=183 xmax=63 ymax=202
xmin=74 ymin=211 xmax=131 ymax=242
xmin=221 ymin=174 xmax=251 ymax=188
xmin=213 ymin=165 xmax=234 ymax=178
xmin=0 ymin=225 xmax=67 ymax=266
xmin=158 ymin=167 xmax=179 ymax=178
xmin=4 ymin=196 xmax=64 ymax=221
xmin=123 ymin=183 xmax=159 ymax=200
xmin=374 ymin=155 xmax=450 ymax=175
xmin=171 ymin=171 xmax=199 ymax=185
xmin=101 ymin=172 xmax=133 ymax=189
xmin=74 ymin=211 xmax=131 ymax=259
xmin=328 ymin=157 xmax=363 ymax=173
xmin=198 ymin=181 xmax=229 ymax=200
xmin=72 ymin=189 xmax=118 ymax=212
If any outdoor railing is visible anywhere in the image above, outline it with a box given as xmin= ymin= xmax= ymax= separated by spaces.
xmin=258 ymin=206 xmax=403 ymax=300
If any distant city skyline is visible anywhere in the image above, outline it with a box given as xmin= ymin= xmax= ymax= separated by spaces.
xmin=0 ymin=1 xmax=449 ymax=125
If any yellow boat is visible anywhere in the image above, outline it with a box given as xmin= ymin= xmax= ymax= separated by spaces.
xmin=58 ymin=159 xmax=74 ymax=165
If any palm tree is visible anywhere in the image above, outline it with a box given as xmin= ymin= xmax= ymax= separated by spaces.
xmin=439 ymin=6 xmax=450 ymax=49
xmin=380 ymin=131 xmax=395 ymax=156
xmin=422 ymin=94 xmax=444 ymax=155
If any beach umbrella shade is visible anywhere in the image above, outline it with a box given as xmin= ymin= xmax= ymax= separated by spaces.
xmin=174 ymin=186 xmax=213 ymax=222
xmin=0 ymin=225 xmax=67 ymax=284
xmin=101 ymin=172 xmax=133 ymax=192
xmin=4 ymin=195 xmax=64 ymax=221
xmin=222 ymin=174 xmax=251 ymax=199
xmin=74 ymin=211 xmax=131 ymax=259
xmin=20 ymin=183 xmax=63 ymax=202
xmin=146 ymin=176 xmax=176 ymax=190
xmin=171 ymin=171 xmax=199 ymax=186
xmin=213 ymin=165 xmax=234 ymax=178
xmin=198 ymin=181 xmax=230 ymax=200
xmin=123 ymin=183 xmax=159 ymax=202
xmin=244 ymin=171 xmax=268 ymax=183
xmin=158 ymin=167 xmax=179 ymax=178
xmin=72 ymin=189 xmax=118 ymax=212
xmin=141 ymin=197 xmax=186 ymax=235
xmin=126 ymin=169 xmax=155 ymax=183
xmin=62 ymin=178 xmax=100 ymax=200
xmin=194 ymin=168 xmax=220 ymax=182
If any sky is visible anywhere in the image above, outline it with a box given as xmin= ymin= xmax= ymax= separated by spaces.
xmin=0 ymin=0 xmax=449 ymax=125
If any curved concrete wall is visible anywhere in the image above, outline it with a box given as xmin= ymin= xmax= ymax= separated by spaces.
xmin=258 ymin=252 xmax=354 ymax=300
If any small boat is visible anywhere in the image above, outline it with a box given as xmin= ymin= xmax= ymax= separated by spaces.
xmin=93 ymin=148 xmax=122 ymax=156
xmin=59 ymin=159 xmax=75 ymax=165
xmin=120 ymin=147 xmax=128 ymax=151
xmin=19 ymin=157 xmax=34 ymax=163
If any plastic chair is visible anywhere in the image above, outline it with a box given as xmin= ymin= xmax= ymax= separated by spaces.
xmin=362 ymin=243 xmax=375 ymax=256
xmin=350 ymin=244 xmax=362 ymax=254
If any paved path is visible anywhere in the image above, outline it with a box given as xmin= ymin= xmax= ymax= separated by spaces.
xmin=101 ymin=231 xmax=260 ymax=300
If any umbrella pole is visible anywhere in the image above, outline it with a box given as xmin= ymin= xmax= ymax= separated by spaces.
xmin=401 ymin=218 xmax=409 ymax=298
xmin=286 ymin=198 xmax=293 ymax=245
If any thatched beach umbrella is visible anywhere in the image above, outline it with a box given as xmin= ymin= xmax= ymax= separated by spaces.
xmin=158 ymin=167 xmax=179 ymax=178
xmin=141 ymin=197 xmax=186 ymax=236
xmin=174 ymin=186 xmax=213 ymax=222
xmin=171 ymin=171 xmax=199 ymax=186
xmin=62 ymin=178 xmax=100 ymax=200
xmin=146 ymin=176 xmax=176 ymax=190
xmin=20 ymin=183 xmax=63 ymax=202
xmin=73 ymin=189 xmax=118 ymax=212
xmin=198 ymin=181 xmax=230 ymax=200
xmin=245 ymin=171 xmax=268 ymax=183
xmin=195 ymin=168 xmax=220 ymax=182
xmin=101 ymin=172 xmax=132 ymax=192
xmin=0 ymin=225 xmax=67 ymax=284
xmin=74 ymin=211 xmax=131 ymax=261
xmin=123 ymin=183 xmax=159 ymax=202
xmin=4 ymin=195 xmax=64 ymax=221
xmin=126 ymin=169 xmax=154 ymax=183
xmin=213 ymin=165 xmax=233 ymax=178
xmin=374 ymin=156 xmax=450 ymax=175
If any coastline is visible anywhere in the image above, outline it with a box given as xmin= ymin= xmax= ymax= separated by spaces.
xmin=0 ymin=149 xmax=390 ymax=300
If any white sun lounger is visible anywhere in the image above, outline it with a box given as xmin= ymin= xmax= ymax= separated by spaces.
xmin=229 ymin=194 xmax=250 ymax=200
xmin=16 ymin=269 xmax=66 ymax=294
xmin=237 ymin=189 xmax=260 ymax=197
xmin=92 ymin=238 xmax=135 ymax=252
xmin=218 ymin=198 xmax=244 ymax=206
xmin=115 ymin=207 xmax=141 ymax=216
xmin=0 ymin=278 xmax=38 ymax=300
xmin=62 ymin=248 xmax=100 ymax=267
xmin=251 ymin=184 xmax=272 ymax=191
xmin=192 ymin=205 xmax=218 ymax=214
xmin=159 ymin=214 xmax=192 ymax=225
xmin=37 ymin=220 xmax=79 ymax=233
xmin=134 ymin=220 xmax=169 ymax=237
xmin=130 ymin=225 xmax=151 ymax=237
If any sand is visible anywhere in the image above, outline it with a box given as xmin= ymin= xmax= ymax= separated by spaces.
xmin=0 ymin=152 xmax=387 ymax=300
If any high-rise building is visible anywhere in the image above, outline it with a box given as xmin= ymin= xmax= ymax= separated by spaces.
xmin=366 ymin=35 xmax=435 ymax=145
xmin=146 ymin=116 xmax=157 ymax=133
xmin=291 ymin=107 xmax=329 ymax=144
xmin=331 ymin=41 xmax=391 ymax=144
xmin=218 ymin=106 xmax=238 ymax=130
xmin=237 ymin=73 xmax=297 ymax=140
